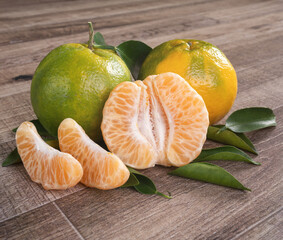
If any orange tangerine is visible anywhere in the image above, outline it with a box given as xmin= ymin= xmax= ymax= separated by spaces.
xmin=16 ymin=121 xmax=83 ymax=190
xmin=58 ymin=118 xmax=129 ymax=190
xmin=138 ymin=39 xmax=237 ymax=124
xmin=102 ymin=72 xmax=209 ymax=169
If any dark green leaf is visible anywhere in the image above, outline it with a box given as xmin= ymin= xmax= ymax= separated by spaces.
xmin=12 ymin=119 xmax=52 ymax=137
xmin=2 ymin=148 xmax=21 ymax=167
xmin=133 ymin=173 xmax=158 ymax=194
xmin=169 ymin=162 xmax=250 ymax=191
xmin=127 ymin=167 xmax=171 ymax=198
xmin=194 ymin=146 xmax=260 ymax=165
xmin=116 ymin=40 xmax=152 ymax=80
xmin=93 ymin=32 xmax=106 ymax=45
xmin=226 ymin=107 xmax=276 ymax=133
xmin=121 ymin=173 xmax=139 ymax=188
xmin=207 ymin=125 xmax=258 ymax=154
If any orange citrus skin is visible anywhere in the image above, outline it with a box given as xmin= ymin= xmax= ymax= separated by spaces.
xmin=58 ymin=118 xmax=130 ymax=190
xmin=138 ymin=39 xmax=237 ymax=124
xmin=16 ymin=122 xmax=83 ymax=190
xmin=102 ymin=73 xmax=209 ymax=169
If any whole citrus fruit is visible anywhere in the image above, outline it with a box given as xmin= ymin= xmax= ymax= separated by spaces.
xmin=138 ymin=39 xmax=237 ymax=124
xmin=31 ymin=41 xmax=131 ymax=141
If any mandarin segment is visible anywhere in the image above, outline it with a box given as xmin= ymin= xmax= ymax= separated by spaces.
xmin=152 ymin=73 xmax=209 ymax=166
xmin=101 ymin=82 xmax=156 ymax=169
xmin=16 ymin=121 xmax=83 ymax=190
xmin=101 ymin=72 xmax=209 ymax=169
xmin=58 ymin=118 xmax=130 ymax=190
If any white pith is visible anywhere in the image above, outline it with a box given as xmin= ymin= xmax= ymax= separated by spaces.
xmin=137 ymin=78 xmax=172 ymax=166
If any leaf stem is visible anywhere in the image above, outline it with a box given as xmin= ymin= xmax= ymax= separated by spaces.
xmin=156 ymin=191 xmax=172 ymax=199
xmin=88 ymin=22 xmax=94 ymax=50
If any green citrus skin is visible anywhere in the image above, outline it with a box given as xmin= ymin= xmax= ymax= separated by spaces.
xmin=31 ymin=43 xmax=131 ymax=141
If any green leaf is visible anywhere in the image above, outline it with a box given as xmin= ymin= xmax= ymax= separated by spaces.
xmin=12 ymin=119 xmax=52 ymax=137
xmin=207 ymin=125 xmax=258 ymax=154
xmin=2 ymin=148 xmax=21 ymax=167
xmin=121 ymin=173 xmax=139 ymax=188
xmin=126 ymin=167 xmax=171 ymax=198
xmin=133 ymin=173 xmax=158 ymax=194
xmin=225 ymin=107 xmax=276 ymax=133
xmin=116 ymin=41 xmax=152 ymax=80
xmin=194 ymin=146 xmax=260 ymax=165
xmin=92 ymin=32 xmax=152 ymax=79
xmin=92 ymin=32 xmax=116 ymax=51
xmin=169 ymin=162 xmax=250 ymax=191
xmin=2 ymin=140 xmax=59 ymax=167
xmin=93 ymin=32 xmax=106 ymax=45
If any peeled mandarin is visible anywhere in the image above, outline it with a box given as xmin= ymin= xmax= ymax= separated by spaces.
xmin=102 ymin=72 xmax=209 ymax=169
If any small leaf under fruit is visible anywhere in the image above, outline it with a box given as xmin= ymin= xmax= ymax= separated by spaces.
xmin=116 ymin=40 xmax=152 ymax=80
xmin=13 ymin=119 xmax=52 ymax=137
xmin=2 ymin=148 xmax=21 ymax=167
xmin=126 ymin=167 xmax=171 ymax=198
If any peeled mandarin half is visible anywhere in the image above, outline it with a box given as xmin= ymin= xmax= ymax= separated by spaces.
xmin=16 ymin=122 xmax=83 ymax=190
xmin=101 ymin=72 xmax=209 ymax=169
xmin=58 ymin=118 xmax=130 ymax=190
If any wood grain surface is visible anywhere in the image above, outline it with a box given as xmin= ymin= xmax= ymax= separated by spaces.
xmin=0 ymin=0 xmax=282 ymax=239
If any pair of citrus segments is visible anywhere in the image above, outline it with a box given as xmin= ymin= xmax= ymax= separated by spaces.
xmin=16 ymin=73 xmax=209 ymax=190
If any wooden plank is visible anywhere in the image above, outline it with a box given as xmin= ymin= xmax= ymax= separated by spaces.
xmin=236 ymin=57 xmax=283 ymax=93
xmin=233 ymin=208 xmax=283 ymax=240
xmin=0 ymin=0 xmax=143 ymax=14
xmin=0 ymin=202 xmax=83 ymax=240
xmin=0 ymin=3 xmax=282 ymax=86
xmin=0 ymin=0 xmax=267 ymax=45
xmin=0 ymin=157 xmax=85 ymax=222
xmin=1 ymin=0 xmax=280 ymax=50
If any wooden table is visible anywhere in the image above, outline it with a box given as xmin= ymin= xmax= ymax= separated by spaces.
xmin=0 ymin=0 xmax=282 ymax=239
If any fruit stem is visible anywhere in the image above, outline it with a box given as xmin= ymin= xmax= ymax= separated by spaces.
xmin=88 ymin=22 xmax=94 ymax=50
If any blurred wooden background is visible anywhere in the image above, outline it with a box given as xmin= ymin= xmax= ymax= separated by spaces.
xmin=0 ymin=0 xmax=282 ymax=239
